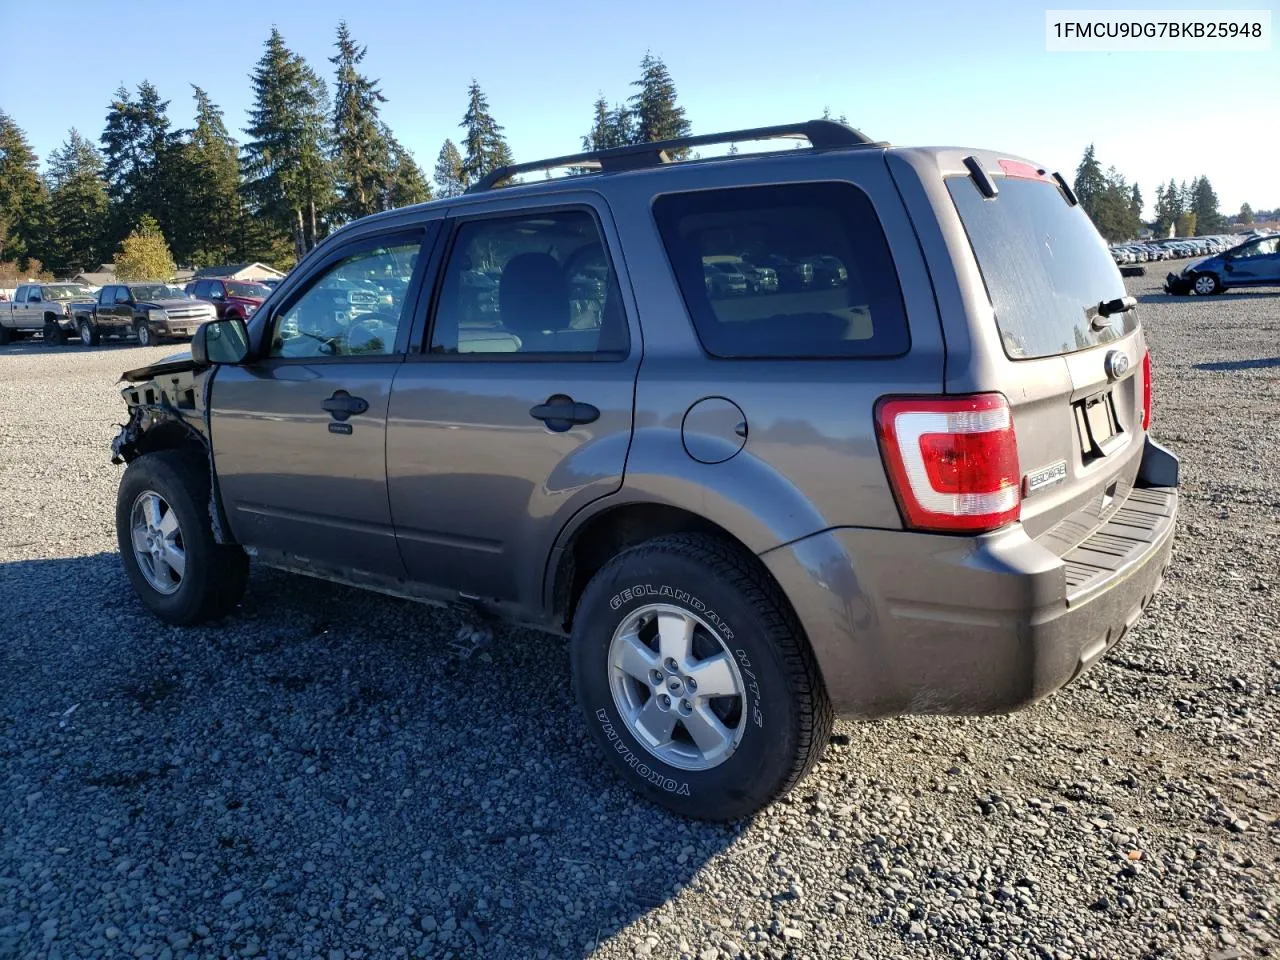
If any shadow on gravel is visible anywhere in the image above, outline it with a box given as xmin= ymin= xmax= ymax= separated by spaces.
xmin=0 ymin=554 xmax=741 ymax=958
xmin=1194 ymin=356 xmax=1280 ymax=372
xmin=0 ymin=338 xmax=154 ymax=355
xmin=1138 ymin=290 xmax=1280 ymax=305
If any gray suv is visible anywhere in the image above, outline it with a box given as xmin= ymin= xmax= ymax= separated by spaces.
xmin=109 ymin=121 xmax=1179 ymax=821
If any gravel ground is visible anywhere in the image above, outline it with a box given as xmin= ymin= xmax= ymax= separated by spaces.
xmin=1 ymin=264 xmax=1277 ymax=960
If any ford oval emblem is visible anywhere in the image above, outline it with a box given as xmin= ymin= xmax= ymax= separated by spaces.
xmin=1104 ymin=350 xmax=1130 ymax=381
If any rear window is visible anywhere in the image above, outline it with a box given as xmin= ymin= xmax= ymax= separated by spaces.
xmin=653 ymin=182 xmax=909 ymax=359
xmin=947 ymin=175 xmax=1135 ymax=360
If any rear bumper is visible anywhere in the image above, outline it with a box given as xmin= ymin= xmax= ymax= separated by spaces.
xmin=763 ymin=438 xmax=1179 ymax=718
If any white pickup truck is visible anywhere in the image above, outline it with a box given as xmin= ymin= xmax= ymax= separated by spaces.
xmin=0 ymin=282 xmax=97 ymax=345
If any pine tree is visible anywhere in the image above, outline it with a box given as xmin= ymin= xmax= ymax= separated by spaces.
xmin=44 ymin=129 xmax=109 ymax=275
xmin=243 ymin=27 xmax=334 ymax=259
xmin=433 ymin=139 xmax=466 ymax=198
xmin=384 ymin=132 xmax=431 ymax=208
xmin=1129 ymin=183 xmax=1143 ymax=219
xmin=1190 ymin=176 xmax=1223 ymax=234
xmin=583 ymin=96 xmax=611 ymax=151
xmin=100 ymin=82 xmax=180 ymax=243
xmin=0 ymin=110 xmax=49 ymax=268
xmin=1154 ymin=178 xmax=1183 ymax=235
xmin=330 ymin=21 xmax=392 ymax=222
xmin=459 ymin=81 xmax=513 ymax=186
xmin=1072 ymin=145 xmax=1108 ymax=216
xmin=1239 ymin=202 xmax=1254 ymax=224
xmin=115 ymin=214 xmax=177 ymax=280
xmin=630 ymin=53 xmax=691 ymax=155
xmin=168 ymin=87 xmax=245 ymax=267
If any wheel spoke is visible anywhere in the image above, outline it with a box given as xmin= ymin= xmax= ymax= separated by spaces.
xmin=682 ymin=704 xmax=733 ymax=756
xmin=130 ymin=525 xmax=150 ymax=554
xmin=157 ymin=508 xmax=180 ymax=537
xmin=656 ymin=611 xmax=695 ymax=665
xmin=614 ymin=630 xmax=659 ymax=683
xmin=686 ymin=652 xmax=739 ymax=699
xmin=161 ymin=543 xmax=186 ymax=579
xmin=151 ymin=552 xmax=172 ymax=584
xmin=144 ymin=495 xmax=163 ymax=531
xmin=632 ymin=697 xmax=677 ymax=747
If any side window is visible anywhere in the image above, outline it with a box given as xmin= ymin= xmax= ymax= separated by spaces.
xmin=208 ymin=281 xmax=225 ymax=299
xmin=191 ymin=280 xmax=209 ymax=298
xmin=653 ymin=182 xmax=909 ymax=359
xmin=15 ymin=286 xmax=27 ymax=302
xmin=429 ymin=209 xmax=628 ymax=357
xmin=28 ymin=287 xmax=42 ymax=302
xmin=97 ymin=287 xmax=111 ymax=305
xmin=268 ymin=240 xmax=421 ymax=359
xmin=115 ymin=287 xmax=132 ymax=304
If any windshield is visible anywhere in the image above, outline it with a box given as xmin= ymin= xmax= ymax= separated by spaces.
xmin=45 ymin=285 xmax=92 ymax=300
xmin=947 ymin=175 xmax=1135 ymax=359
xmin=128 ymin=284 xmax=177 ymax=301
xmin=226 ymin=281 xmax=271 ymax=298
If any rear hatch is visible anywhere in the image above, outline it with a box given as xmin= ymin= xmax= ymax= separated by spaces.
xmin=939 ymin=159 xmax=1150 ymax=549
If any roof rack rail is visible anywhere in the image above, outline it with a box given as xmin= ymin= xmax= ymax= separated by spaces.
xmin=467 ymin=119 xmax=880 ymax=193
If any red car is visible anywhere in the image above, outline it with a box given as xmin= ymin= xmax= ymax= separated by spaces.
xmin=184 ymin=278 xmax=272 ymax=322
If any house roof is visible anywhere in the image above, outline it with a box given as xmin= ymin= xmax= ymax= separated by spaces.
xmin=73 ymin=272 xmax=115 ymax=287
xmin=193 ymin=262 xmax=286 ymax=279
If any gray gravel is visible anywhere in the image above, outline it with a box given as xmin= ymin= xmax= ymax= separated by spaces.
xmin=2 ymin=265 xmax=1278 ymax=960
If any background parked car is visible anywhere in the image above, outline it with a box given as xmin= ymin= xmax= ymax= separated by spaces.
xmin=1165 ymin=235 xmax=1280 ymax=295
xmin=71 ymin=282 xmax=217 ymax=346
xmin=185 ymin=278 xmax=272 ymax=322
xmin=0 ymin=282 xmax=97 ymax=344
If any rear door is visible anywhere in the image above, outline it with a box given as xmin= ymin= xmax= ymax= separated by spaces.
xmin=385 ymin=194 xmax=640 ymax=609
xmin=934 ymin=159 xmax=1147 ymax=541
xmin=209 ymin=227 xmax=434 ymax=579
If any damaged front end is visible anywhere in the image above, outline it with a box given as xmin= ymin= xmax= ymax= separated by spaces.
xmin=111 ymin=353 xmax=231 ymax=543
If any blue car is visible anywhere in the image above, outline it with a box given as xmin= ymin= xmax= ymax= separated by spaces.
xmin=1165 ymin=235 xmax=1280 ymax=295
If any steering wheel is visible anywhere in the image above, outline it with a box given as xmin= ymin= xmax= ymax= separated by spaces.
xmin=345 ymin=311 xmax=401 ymax=354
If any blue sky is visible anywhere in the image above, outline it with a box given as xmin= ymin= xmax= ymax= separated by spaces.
xmin=3 ymin=0 xmax=1276 ymax=217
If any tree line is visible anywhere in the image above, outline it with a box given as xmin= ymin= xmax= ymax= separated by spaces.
xmin=0 ymin=26 xmax=694 ymax=281
xmin=1072 ymin=144 xmax=1258 ymax=243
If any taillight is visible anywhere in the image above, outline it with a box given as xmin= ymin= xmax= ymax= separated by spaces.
xmin=874 ymin=393 xmax=1021 ymax=534
xmin=1140 ymin=350 xmax=1152 ymax=431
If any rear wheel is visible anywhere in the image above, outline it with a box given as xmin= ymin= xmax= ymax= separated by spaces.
xmin=1193 ymin=273 xmax=1222 ymax=295
xmin=43 ymin=318 xmax=65 ymax=345
xmin=78 ymin=319 xmax=100 ymax=346
xmin=116 ymin=450 xmax=249 ymax=625
xmin=0 ymin=324 xmax=11 ymax=346
xmin=571 ymin=533 xmax=832 ymax=821
xmin=135 ymin=320 xmax=154 ymax=346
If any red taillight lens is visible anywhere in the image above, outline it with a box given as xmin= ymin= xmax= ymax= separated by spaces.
xmin=1140 ymin=350 xmax=1152 ymax=431
xmin=875 ymin=394 xmax=1021 ymax=533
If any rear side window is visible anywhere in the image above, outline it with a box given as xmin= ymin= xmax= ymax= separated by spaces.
xmin=653 ymin=183 xmax=909 ymax=359
xmin=947 ymin=175 xmax=1134 ymax=360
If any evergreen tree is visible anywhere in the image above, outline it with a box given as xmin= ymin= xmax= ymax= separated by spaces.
xmin=1072 ymin=145 xmax=1108 ymax=215
xmin=330 ymin=21 xmax=392 ymax=222
xmin=1129 ymin=183 xmax=1143 ymax=219
xmin=629 ymin=53 xmax=691 ymax=154
xmin=44 ymin=129 xmax=109 ymax=275
xmin=459 ymin=81 xmax=513 ymax=186
xmin=243 ymin=27 xmax=334 ymax=259
xmin=100 ymin=81 xmax=180 ymax=242
xmin=1189 ymin=176 xmax=1223 ymax=233
xmin=1239 ymin=202 xmax=1254 ymax=224
xmin=169 ymin=87 xmax=245 ymax=267
xmin=384 ymin=132 xmax=432 ymax=208
xmin=607 ymin=103 xmax=634 ymax=147
xmin=1154 ymin=178 xmax=1184 ymax=235
xmin=115 ymin=214 xmax=177 ymax=280
xmin=434 ymin=139 xmax=466 ymax=198
xmin=583 ymin=96 xmax=611 ymax=151
xmin=0 ymin=110 xmax=49 ymax=267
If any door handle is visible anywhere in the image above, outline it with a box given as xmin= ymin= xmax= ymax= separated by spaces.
xmin=529 ymin=395 xmax=600 ymax=432
xmin=322 ymin=390 xmax=369 ymax=421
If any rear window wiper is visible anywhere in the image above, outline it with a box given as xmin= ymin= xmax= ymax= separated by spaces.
xmin=1091 ymin=295 xmax=1137 ymax=330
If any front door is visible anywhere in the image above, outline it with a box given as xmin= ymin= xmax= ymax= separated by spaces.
xmin=1224 ymin=237 xmax=1280 ymax=285
xmin=210 ymin=229 xmax=433 ymax=579
xmin=386 ymin=200 xmax=640 ymax=608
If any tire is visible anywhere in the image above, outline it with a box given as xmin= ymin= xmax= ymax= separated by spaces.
xmin=1193 ymin=273 xmax=1222 ymax=295
xmin=78 ymin=319 xmax=100 ymax=346
xmin=0 ymin=324 xmax=10 ymax=346
xmin=116 ymin=450 xmax=249 ymax=626
xmin=571 ymin=532 xmax=833 ymax=821
xmin=43 ymin=318 xmax=65 ymax=345
xmin=135 ymin=319 xmax=154 ymax=346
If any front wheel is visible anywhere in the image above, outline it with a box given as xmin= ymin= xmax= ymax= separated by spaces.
xmin=44 ymin=319 xmax=65 ymax=345
xmin=116 ymin=450 xmax=249 ymax=625
xmin=571 ymin=533 xmax=833 ymax=821
xmin=134 ymin=320 xmax=154 ymax=346
xmin=78 ymin=319 xmax=100 ymax=346
xmin=1193 ymin=273 xmax=1222 ymax=295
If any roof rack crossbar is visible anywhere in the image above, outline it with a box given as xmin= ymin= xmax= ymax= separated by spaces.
xmin=467 ymin=119 xmax=879 ymax=192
